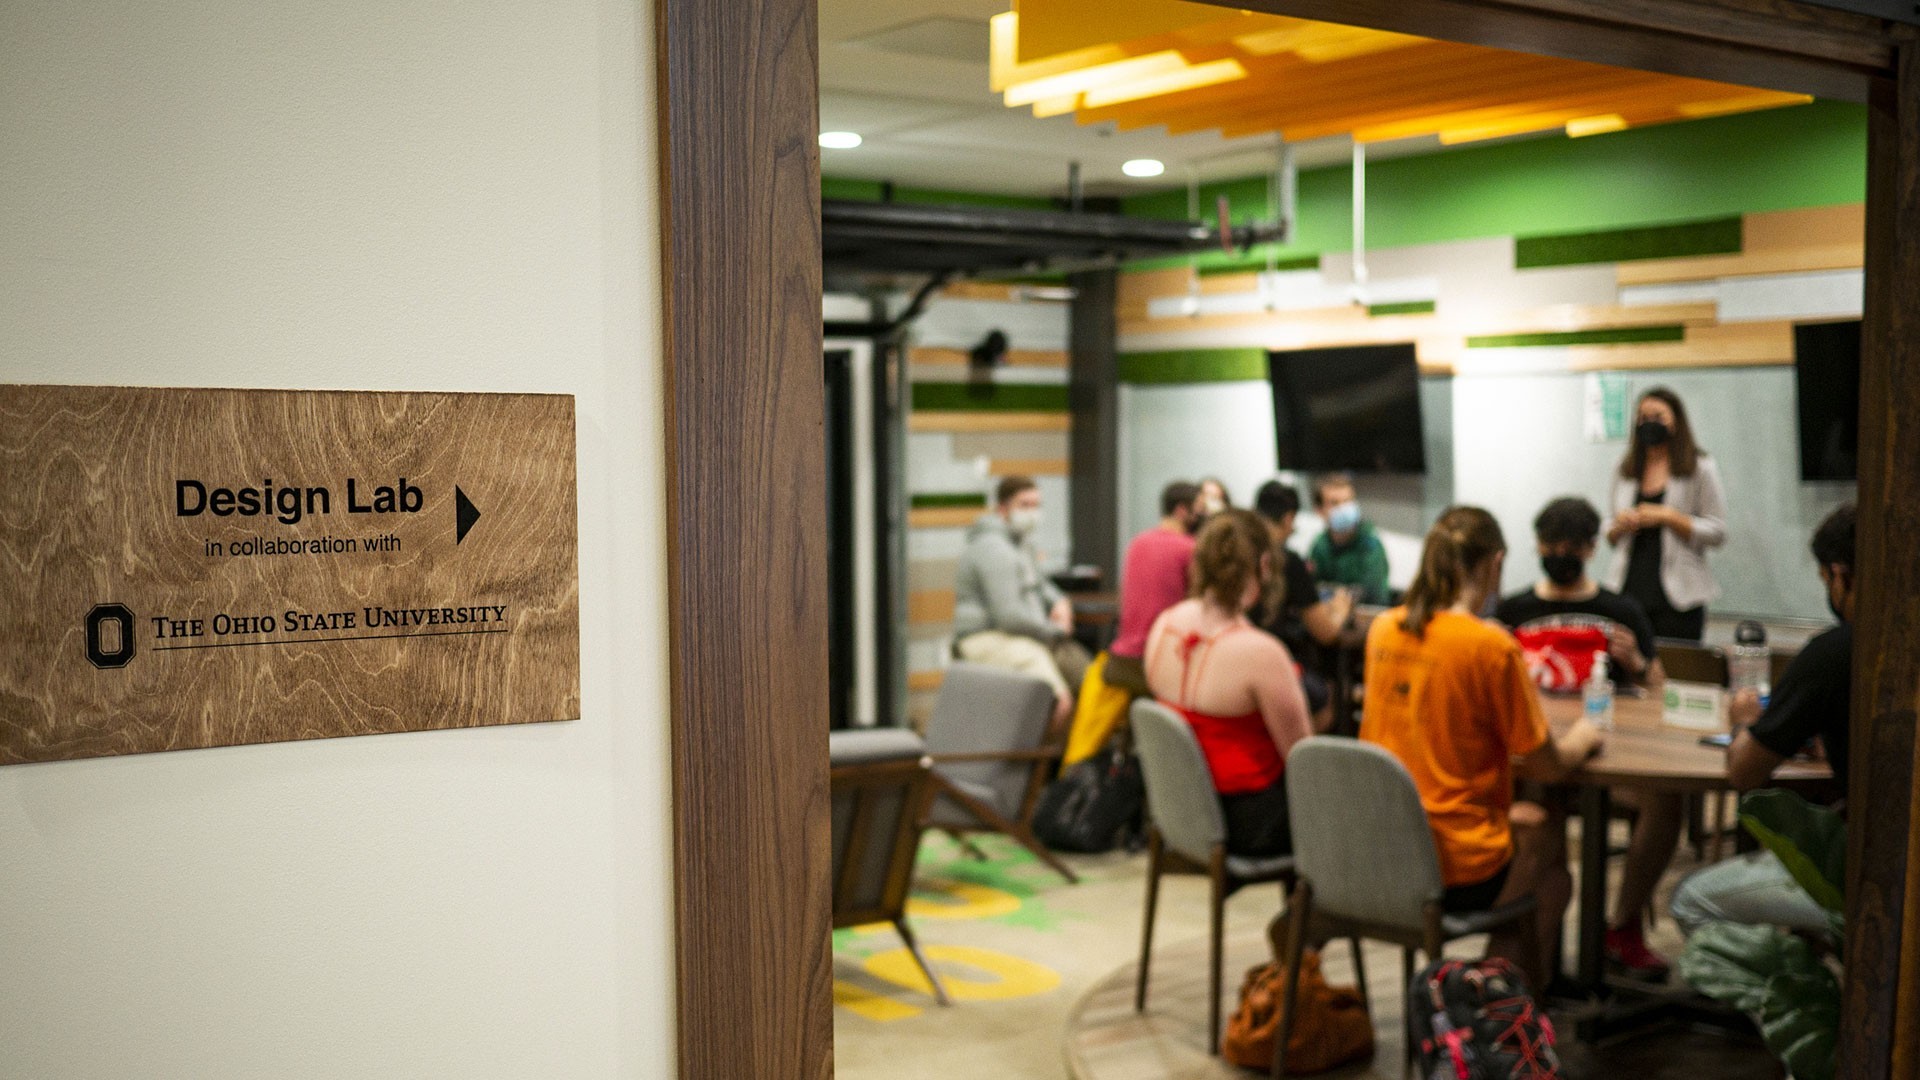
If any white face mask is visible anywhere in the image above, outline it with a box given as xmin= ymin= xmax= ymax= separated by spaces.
xmin=1007 ymin=507 xmax=1041 ymax=537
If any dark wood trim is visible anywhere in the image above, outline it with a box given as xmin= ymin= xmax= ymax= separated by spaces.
xmin=1234 ymin=0 xmax=1888 ymax=100
xmin=1844 ymin=42 xmax=1920 ymax=1080
xmin=658 ymin=0 xmax=831 ymax=1075
xmin=1068 ymin=268 xmax=1121 ymax=575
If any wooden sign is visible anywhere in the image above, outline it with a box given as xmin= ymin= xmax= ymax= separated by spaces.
xmin=0 ymin=385 xmax=580 ymax=765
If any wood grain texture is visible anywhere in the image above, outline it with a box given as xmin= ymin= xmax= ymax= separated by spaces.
xmin=907 ymin=507 xmax=982 ymax=530
xmin=1229 ymin=0 xmax=1880 ymax=100
xmin=659 ymin=0 xmax=833 ymax=1074
xmin=1744 ymin=202 xmax=1867 ymax=250
xmin=907 ymin=411 xmax=1072 ymax=434
xmin=1842 ymin=49 xmax=1920 ymax=1080
xmin=906 ymin=589 xmax=957 ymax=626
xmin=1615 ymin=240 xmax=1863 ymax=284
xmin=0 ymin=386 xmax=578 ymax=765
xmin=909 ymin=346 xmax=1069 ymax=369
xmin=988 ymin=457 xmax=1070 ymax=477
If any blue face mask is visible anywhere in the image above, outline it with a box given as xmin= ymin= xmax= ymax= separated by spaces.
xmin=1327 ymin=501 xmax=1361 ymax=534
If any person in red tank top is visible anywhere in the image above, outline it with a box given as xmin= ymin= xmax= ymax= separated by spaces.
xmin=1144 ymin=509 xmax=1315 ymax=857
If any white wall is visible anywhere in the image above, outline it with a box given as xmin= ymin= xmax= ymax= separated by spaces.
xmin=1 ymin=4 xmax=673 ymax=1078
xmin=1455 ymin=367 xmax=1851 ymax=619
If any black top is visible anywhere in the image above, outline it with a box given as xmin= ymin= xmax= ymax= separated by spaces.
xmin=1495 ymin=586 xmax=1658 ymax=666
xmin=1264 ymin=548 xmax=1321 ymax=664
xmin=1623 ymin=487 xmax=1669 ymax=612
xmin=1749 ymin=622 xmax=1853 ymax=792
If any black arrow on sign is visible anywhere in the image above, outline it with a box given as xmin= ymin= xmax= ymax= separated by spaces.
xmin=455 ymin=486 xmax=481 ymax=545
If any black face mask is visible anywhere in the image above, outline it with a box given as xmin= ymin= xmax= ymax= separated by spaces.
xmin=1637 ymin=419 xmax=1672 ymax=447
xmin=1541 ymin=553 xmax=1584 ymax=587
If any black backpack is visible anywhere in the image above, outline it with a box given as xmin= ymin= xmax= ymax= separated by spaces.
xmin=1409 ymin=958 xmax=1561 ymax=1079
xmin=1032 ymin=742 xmax=1144 ymax=854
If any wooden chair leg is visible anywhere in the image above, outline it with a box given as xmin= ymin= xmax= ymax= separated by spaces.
xmin=1402 ymin=947 xmax=1419 ymax=1077
xmin=1135 ymin=832 xmax=1163 ymax=1013
xmin=1209 ymin=850 xmax=1227 ymax=1056
xmin=892 ymin=918 xmax=951 ymax=1006
xmin=1272 ymin=879 xmax=1313 ymax=1080
xmin=1348 ymin=936 xmax=1369 ymax=1007
xmin=1013 ymin=825 xmax=1081 ymax=884
xmin=1709 ymin=790 xmax=1730 ymax=862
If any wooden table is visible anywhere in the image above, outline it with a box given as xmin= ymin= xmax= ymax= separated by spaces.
xmin=1539 ymin=690 xmax=1832 ymax=1005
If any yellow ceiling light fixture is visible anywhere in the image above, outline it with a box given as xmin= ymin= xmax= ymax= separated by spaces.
xmin=995 ymin=0 xmax=1816 ymax=149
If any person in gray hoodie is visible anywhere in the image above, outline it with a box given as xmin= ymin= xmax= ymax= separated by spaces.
xmin=952 ymin=475 xmax=1090 ymax=722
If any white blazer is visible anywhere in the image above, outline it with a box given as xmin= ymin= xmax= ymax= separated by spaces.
xmin=1602 ymin=455 xmax=1728 ymax=612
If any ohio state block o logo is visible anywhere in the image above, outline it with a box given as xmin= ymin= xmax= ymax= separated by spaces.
xmin=86 ymin=604 xmax=136 ymax=669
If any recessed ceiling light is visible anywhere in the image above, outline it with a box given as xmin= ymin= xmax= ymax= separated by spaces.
xmin=819 ymin=131 xmax=863 ymax=149
xmin=1122 ymin=158 xmax=1166 ymax=178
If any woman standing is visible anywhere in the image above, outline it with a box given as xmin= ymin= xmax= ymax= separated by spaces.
xmin=1603 ymin=388 xmax=1728 ymax=641
xmin=1144 ymin=509 xmax=1313 ymax=856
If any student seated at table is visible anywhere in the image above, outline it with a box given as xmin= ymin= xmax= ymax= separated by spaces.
xmin=1496 ymin=495 xmax=1677 ymax=979
xmin=1107 ymin=480 xmax=1203 ymax=696
xmin=1361 ymin=506 xmax=1605 ymax=987
xmin=1307 ymin=472 xmax=1392 ymax=605
xmin=1145 ymin=509 xmax=1313 ymax=857
xmin=1671 ymin=504 xmax=1855 ymax=938
xmin=1252 ymin=480 xmax=1346 ymax=725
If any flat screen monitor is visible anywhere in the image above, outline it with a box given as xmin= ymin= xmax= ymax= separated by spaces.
xmin=1794 ymin=320 xmax=1860 ymax=482
xmin=1268 ymin=343 xmax=1426 ymax=474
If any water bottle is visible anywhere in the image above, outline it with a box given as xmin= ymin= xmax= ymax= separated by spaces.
xmin=1729 ymin=620 xmax=1771 ymax=705
xmin=1584 ymin=651 xmax=1614 ymax=730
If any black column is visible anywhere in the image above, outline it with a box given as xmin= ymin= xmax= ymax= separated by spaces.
xmin=1068 ymin=268 xmax=1120 ymax=578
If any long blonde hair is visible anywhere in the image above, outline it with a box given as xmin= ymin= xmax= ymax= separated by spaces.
xmin=1400 ymin=506 xmax=1505 ymax=638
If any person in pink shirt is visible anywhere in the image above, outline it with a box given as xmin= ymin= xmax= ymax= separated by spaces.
xmin=1107 ymin=481 xmax=1204 ymax=695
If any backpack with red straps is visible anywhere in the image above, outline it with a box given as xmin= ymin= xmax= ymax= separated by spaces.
xmin=1408 ymin=958 xmax=1561 ymax=1080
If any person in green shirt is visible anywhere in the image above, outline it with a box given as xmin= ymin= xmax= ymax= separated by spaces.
xmin=1307 ymin=472 xmax=1391 ymax=604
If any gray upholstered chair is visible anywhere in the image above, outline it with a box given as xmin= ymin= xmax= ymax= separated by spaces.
xmin=922 ymin=662 xmax=1079 ymax=883
xmin=1131 ymin=699 xmax=1295 ymax=1055
xmin=830 ymin=727 xmax=949 ymax=1004
xmin=1272 ymin=736 xmax=1537 ymax=1077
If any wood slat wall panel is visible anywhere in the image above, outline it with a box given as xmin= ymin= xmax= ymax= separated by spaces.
xmin=1744 ymin=202 xmax=1868 ymax=250
xmin=1616 ymin=241 xmax=1865 ymax=284
xmin=909 ymin=412 xmax=1073 ymax=434
xmin=659 ymin=0 xmax=831 ymax=1074
xmin=988 ymin=457 xmax=1070 ymax=477
xmin=907 ymin=507 xmax=982 ymax=529
xmin=907 ymin=589 xmax=958 ymax=625
xmin=909 ymin=346 xmax=1070 ymax=369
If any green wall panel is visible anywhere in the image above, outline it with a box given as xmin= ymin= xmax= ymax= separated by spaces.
xmin=1367 ymin=300 xmax=1437 ymax=317
xmin=910 ymin=492 xmax=989 ymax=509
xmin=911 ymin=382 xmax=1070 ymax=412
xmin=1466 ymin=326 xmax=1685 ymax=348
xmin=1122 ymin=100 xmax=1864 ymax=270
xmin=1514 ymin=217 xmax=1742 ymax=268
xmin=1119 ymin=349 xmax=1269 ymax=384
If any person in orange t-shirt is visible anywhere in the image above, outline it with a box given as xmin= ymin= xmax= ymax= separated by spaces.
xmin=1360 ymin=506 xmax=1604 ymax=987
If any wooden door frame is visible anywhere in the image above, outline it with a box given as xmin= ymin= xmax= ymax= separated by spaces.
xmin=657 ymin=0 xmax=1918 ymax=1076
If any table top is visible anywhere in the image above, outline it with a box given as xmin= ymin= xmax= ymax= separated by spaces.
xmin=1540 ymin=690 xmax=1833 ymax=793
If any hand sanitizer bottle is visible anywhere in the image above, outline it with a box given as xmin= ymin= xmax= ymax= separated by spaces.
xmin=1584 ymin=652 xmax=1614 ymax=730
